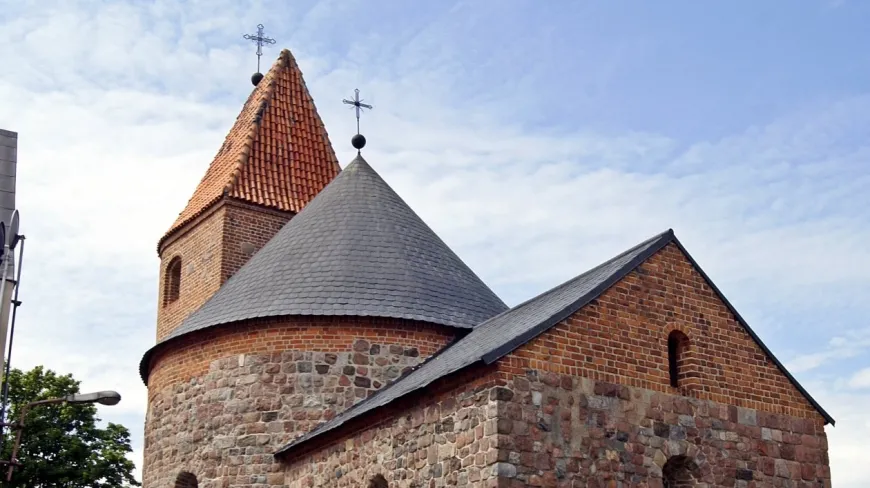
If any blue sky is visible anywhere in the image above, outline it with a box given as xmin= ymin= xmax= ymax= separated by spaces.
xmin=1 ymin=0 xmax=869 ymax=484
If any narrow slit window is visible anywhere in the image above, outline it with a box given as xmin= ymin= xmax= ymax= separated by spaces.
xmin=668 ymin=330 xmax=689 ymax=388
xmin=164 ymin=257 xmax=182 ymax=305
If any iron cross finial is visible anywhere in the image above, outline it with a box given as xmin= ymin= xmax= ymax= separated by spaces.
xmin=342 ymin=89 xmax=373 ymax=135
xmin=243 ymin=24 xmax=277 ymax=73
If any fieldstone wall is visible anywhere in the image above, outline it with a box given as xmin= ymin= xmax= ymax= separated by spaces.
xmin=144 ymin=337 xmax=439 ymax=488
xmin=493 ymin=369 xmax=831 ymax=487
xmin=281 ymin=368 xmax=502 ymax=488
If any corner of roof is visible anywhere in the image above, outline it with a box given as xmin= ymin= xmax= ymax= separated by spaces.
xmin=479 ymin=229 xmax=674 ymax=364
xmin=283 ymin=50 xmax=342 ymax=176
xmin=343 ymin=153 xmax=371 ymax=173
xmin=270 ymin=230 xmax=674 ymax=458
xmin=224 ymin=65 xmax=280 ymax=198
xmin=666 ymin=232 xmax=835 ymax=426
xmin=155 ymin=50 xmax=296 ymax=253
xmin=278 ymin=48 xmax=295 ymax=64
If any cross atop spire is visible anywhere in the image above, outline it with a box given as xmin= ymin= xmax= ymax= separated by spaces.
xmin=243 ymin=24 xmax=277 ymax=85
xmin=342 ymin=88 xmax=373 ymax=151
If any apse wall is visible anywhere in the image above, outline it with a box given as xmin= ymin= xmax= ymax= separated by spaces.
xmin=142 ymin=316 xmax=455 ymax=488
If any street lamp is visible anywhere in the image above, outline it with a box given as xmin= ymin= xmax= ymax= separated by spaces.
xmin=2 ymin=390 xmax=122 ymax=481
xmin=63 ymin=390 xmax=121 ymax=406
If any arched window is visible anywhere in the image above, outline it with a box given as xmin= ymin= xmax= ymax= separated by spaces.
xmin=667 ymin=330 xmax=690 ymax=388
xmin=164 ymin=256 xmax=182 ymax=306
xmin=174 ymin=472 xmax=198 ymax=488
xmin=369 ymin=474 xmax=388 ymax=488
xmin=663 ymin=455 xmax=699 ymax=487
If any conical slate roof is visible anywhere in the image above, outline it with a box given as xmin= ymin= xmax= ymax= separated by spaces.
xmin=164 ymin=155 xmax=508 ymax=341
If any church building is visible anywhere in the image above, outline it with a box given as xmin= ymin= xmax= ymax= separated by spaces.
xmin=139 ymin=49 xmax=834 ymax=488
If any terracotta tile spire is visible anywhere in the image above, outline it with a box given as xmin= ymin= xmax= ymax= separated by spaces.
xmin=159 ymin=49 xmax=341 ymax=250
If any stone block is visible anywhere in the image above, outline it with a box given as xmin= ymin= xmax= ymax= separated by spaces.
xmin=737 ymin=407 xmax=757 ymax=426
xmin=493 ymin=462 xmax=517 ymax=478
xmin=653 ymin=422 xmax=670 ymax=438
xmin=736 ymin=468 xmax=753 ymax=480
xmin=774 ymin=458 xmax=789 ymax=478
xmin=587 ymin=395 xmax=618 ymax=410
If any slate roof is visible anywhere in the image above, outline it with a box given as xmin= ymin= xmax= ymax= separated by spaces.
xmin=142 ymin=154 xmax=508 ymax=373
xmin=159 ymin=49 xmax=341 ymax=250
xmin=275 ymin=229 xmax=835 ymax=458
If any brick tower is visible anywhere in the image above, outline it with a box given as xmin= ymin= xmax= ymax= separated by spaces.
xmin=139 ymin=49 xmax=508 ymax=488
xmin=154 ymin=49 xmax=341 ymax=342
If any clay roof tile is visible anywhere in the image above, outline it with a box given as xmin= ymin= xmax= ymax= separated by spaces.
xmin=158 ymin=49 xmax=341 ymax=251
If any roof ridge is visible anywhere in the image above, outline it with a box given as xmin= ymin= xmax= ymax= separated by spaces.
xmin=280 ymin=49 xmax=342 ymax=178
xmin=157 ymin=48 xmax=341 ymax=253
xmin=477 ymin=228 xmax=674 ymax=327
xmin=142 ymin=151 xmax=508 ymax=383
xmin=272 ymin=227 xmax=834 ymax=457
xmin=173 ymin=153 xmax=506 ymax=333
xmin=479 ymin=229 xmax=674 ymax=362
xmin=223 ymin=56 xmax=281 ymax=197
xmin=666 ymin=234 xmax=835 ymax=425
xmin=273 ymin=230 xmax=675 ymax=458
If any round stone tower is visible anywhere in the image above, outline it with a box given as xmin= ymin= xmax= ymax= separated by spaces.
xmin=139 ymin=50 xmax=507 ymax=488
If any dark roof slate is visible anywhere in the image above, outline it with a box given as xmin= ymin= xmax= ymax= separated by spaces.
xmin=275 ymin=229 xmax=834 ymax=457
xmin=275 ymin=230 xmax=673 ymax=456
xmin=168 ymin=154 xmax=507 ymax=339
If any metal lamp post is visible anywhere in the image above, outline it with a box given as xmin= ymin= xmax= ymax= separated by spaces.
xmin=2 ymin=390 xmax=122 ymax=481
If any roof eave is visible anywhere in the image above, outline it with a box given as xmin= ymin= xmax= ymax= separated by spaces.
xmin=138 ymin=313 xmax=474 ymax=386
xmin=271 ymin=230 xmax=677 ymax=459
xmin=270 ymin=228 xmax=835 ymax=462
xmin=482 ymin=231 xmax=834 ymax=426
xmin=272 ymin=335 xmax=471 ymax=459
xmin=481 ymin=230 xmax=675 ymax=364
xmin=667 ymin=236 xmax=835 ymax=426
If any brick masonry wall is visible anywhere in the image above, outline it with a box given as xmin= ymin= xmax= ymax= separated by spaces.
xmin=502 ymin=242 xmax=824 ymax=421
xmin=156 ymin=198 xmax=292 ymax=341
xmin=157 ymin=205 xmax=227 ymax=341
xmin=221 ymin=200 xmax=292 ymax=283
xmin=280 ymin=364 xmax=503 ymax=488
xmin=492 ymin=371 xmax=830 ymax=487
xmin=142 ymin=317 xmax=456 ymax=488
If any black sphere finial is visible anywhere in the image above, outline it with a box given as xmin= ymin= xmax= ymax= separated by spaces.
xmin=351 ymin=133 xmax=367 ymax=150
xmin=251 ymin=72 xmax=264 ymax=86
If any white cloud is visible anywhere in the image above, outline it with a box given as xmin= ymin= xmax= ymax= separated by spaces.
xmin=1 ymin=1 xmax=869 ymax=486
xmin=848 ymin=368 xmax=870 ymax=390
xmin=786 ymin=327 xmax=870 ymax=374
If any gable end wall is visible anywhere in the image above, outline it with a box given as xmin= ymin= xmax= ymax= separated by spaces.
xmin=502 ymin=242 xmax=822 ymax=421
xmin=491 ymin=241 xmax=830 ymax=486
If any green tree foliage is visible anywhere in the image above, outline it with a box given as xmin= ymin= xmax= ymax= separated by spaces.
xmin=0 ymin=365 xmax=140 ymax=487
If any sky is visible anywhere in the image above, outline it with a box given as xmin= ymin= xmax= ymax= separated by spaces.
xmin=1 ymin=0 xmax=869 ymax=484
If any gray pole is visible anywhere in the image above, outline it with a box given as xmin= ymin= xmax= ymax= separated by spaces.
xmin=0 ymin=129 xmax=17 ymax=378
xmin=0 ymin=246 xmax=11 ymax=373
